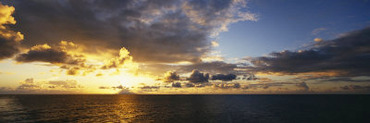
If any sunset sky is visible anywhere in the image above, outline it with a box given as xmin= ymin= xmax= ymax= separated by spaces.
xmin=1 ymin=0 xmax=370 ymax=94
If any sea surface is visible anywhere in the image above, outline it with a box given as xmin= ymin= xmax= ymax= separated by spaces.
xmin=0 ymin=95 xmax=369 ymax=123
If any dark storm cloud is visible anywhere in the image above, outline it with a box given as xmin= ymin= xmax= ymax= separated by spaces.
xmin=163 ymin=71 xmax=180 ymax=82
xmin=211 ymin=74 xmax=237 ymax=81
xmin=249 ymin=27 xmax=370 ymax=77
xmin=187 ymin=69 xmax=209 ymax=83
xmin=15 ymin=48 xmax=84 ymax=64
xmin=0 ymin=2 xmax=23 ymax=60
xmin=6 ymin=0 xmax=255 ymax=63
xmin=0 ymin=38 xmax=20 ymax=60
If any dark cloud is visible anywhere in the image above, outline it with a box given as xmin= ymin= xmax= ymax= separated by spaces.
xmin=7 ymin=0 xmax=255 ymax=63
xmin=118 ymin=87 xmax=134 ymax=94
xmin=0 ymin=38 xmax=20 ymax=60
xmin=0 ymin=2 xmax=23 ymax=60
xmin=99 ymin=85 xmax=130 ymax=90
xmin=99 ymin=86 xmax=110 ymax=89
xmin=15 ymin=44 xmax=85 ymax=64
xmin=113 ymin=85 xmax=125 ymax=90
xmin=171 ymin=82 xmax=182 ymax=88
xmin=163 ymin=71 xmax=180 ymax=82
xmin=140 ymin=86 xmax=160 ymax=90
xmin=249 ymin=27 xmax=370 ymax=77
xmin=341 ymin=85 xmax=370 ymax=90
xmin=185 ymin=83 xmax=195 ymax=87
xmin=211 ymin=74 xmax=237 ymax=81
xmin=17 ymin=78 xmax=40 ymax=90
xmin=187 ymin=69 xmax=209 ymax=83
xmin=324 ymin=77 xmax=370 ymax=83
xmin=296 ymin=82 xmax=309 ymax=91
xmin=14 ymin=43 xmax=97 ymax=76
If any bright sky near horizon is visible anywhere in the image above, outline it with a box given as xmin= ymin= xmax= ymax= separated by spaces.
xmin=1 ymin=0 xmax=370 ymax=94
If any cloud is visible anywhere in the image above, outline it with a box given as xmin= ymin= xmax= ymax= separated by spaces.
xmin=211 ymin=41 xmax=219 ymax=47
xmin=9 ymin=0 xmax=256 ymax=63
xmin=15 ymin=43 xmax=85 ymax=64
xmin=172 ymin=82 xmax=182 ymax=88
xmin=340 ymin=85 xmax=370 ymax=90
xmin=0 ymin=78 xmax=84 ymax=94
xmin=213 ymin=83 xmax=241 ymax=89
xmin=312 ymin=28 xmax=326 ymax=35
xmin=0 ymin=2 xmax=23 ymax=60
xmin=187 ymin=69 xmax=209 ymax=83
xmin=118 ymin=87 xmax=134 ymax=94
xmin=140 ymin=86 xmax=160 ymax=90
xmin=17 ymin=78 xmax=40 ymax=90
xmin=48 ymin=80 xmax=81 ymax=88
xmin=326 ymin=77 xmax=370 ymax=82
xmin=163 ymin=71 xmax=180 ymax=82
xmin=14 ymin=41 xmax=101 ymax=76
xmin=314 ymin=38 xmax=323 ymax=42
xmin=138 ymin=61 xmax=243 ymax=76
xmin=249 ymin=27 xmax=370 ymax=77
xmin=178 ymin=61 xmax=239 ymax=74
xmin=211 ymin=74 xmax=237 ymax=81
xmin=296 ymin=82 xmax=309 ymax=91
xmin=101 ymin=47 xmax=135 ymax=69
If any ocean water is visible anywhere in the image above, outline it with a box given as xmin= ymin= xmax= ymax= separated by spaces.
xmin=0 ymin=95 xmax=369 ymax=123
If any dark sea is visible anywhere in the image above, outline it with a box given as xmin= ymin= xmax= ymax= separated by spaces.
xmin=0 ymin=95 xmax=369 ymax=123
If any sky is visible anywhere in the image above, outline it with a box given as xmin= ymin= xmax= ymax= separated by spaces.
xmin=0 ymin=0 xmax=370 ymax=94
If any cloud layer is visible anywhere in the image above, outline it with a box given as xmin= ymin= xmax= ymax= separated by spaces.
xmin=249 ymin=27 xmax=370 ymax=77
xmin=8 ymin=0 xmax=256 ymax=63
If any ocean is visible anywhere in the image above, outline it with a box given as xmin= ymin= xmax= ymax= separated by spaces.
xmin=0 ymin=95 xmax=369 ymax=123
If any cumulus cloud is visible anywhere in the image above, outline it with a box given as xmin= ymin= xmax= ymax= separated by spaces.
xmin=172 ymin=82 xmax=182 ymax=88
xmin=163 ymin=71 xmax=180 ymax=82
xmin=8 ymin=0 xmax=256 ymax=63
xmin=0 ymin=2 xmax=23 ymax=60
xmin=187 ymin=69 xmax=209 ymax=83
xmin=249 ymin=27 xmax=370 ymax=77
xmin=101 ymin=47 xmax=135 ymax=69
xmin=14 ymin=41 xmax=102 ymax=76
xmin=15 ymin=43 xmax=85 ymax=64
xmin=211 ymin=74 xmax=237 ymax=81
